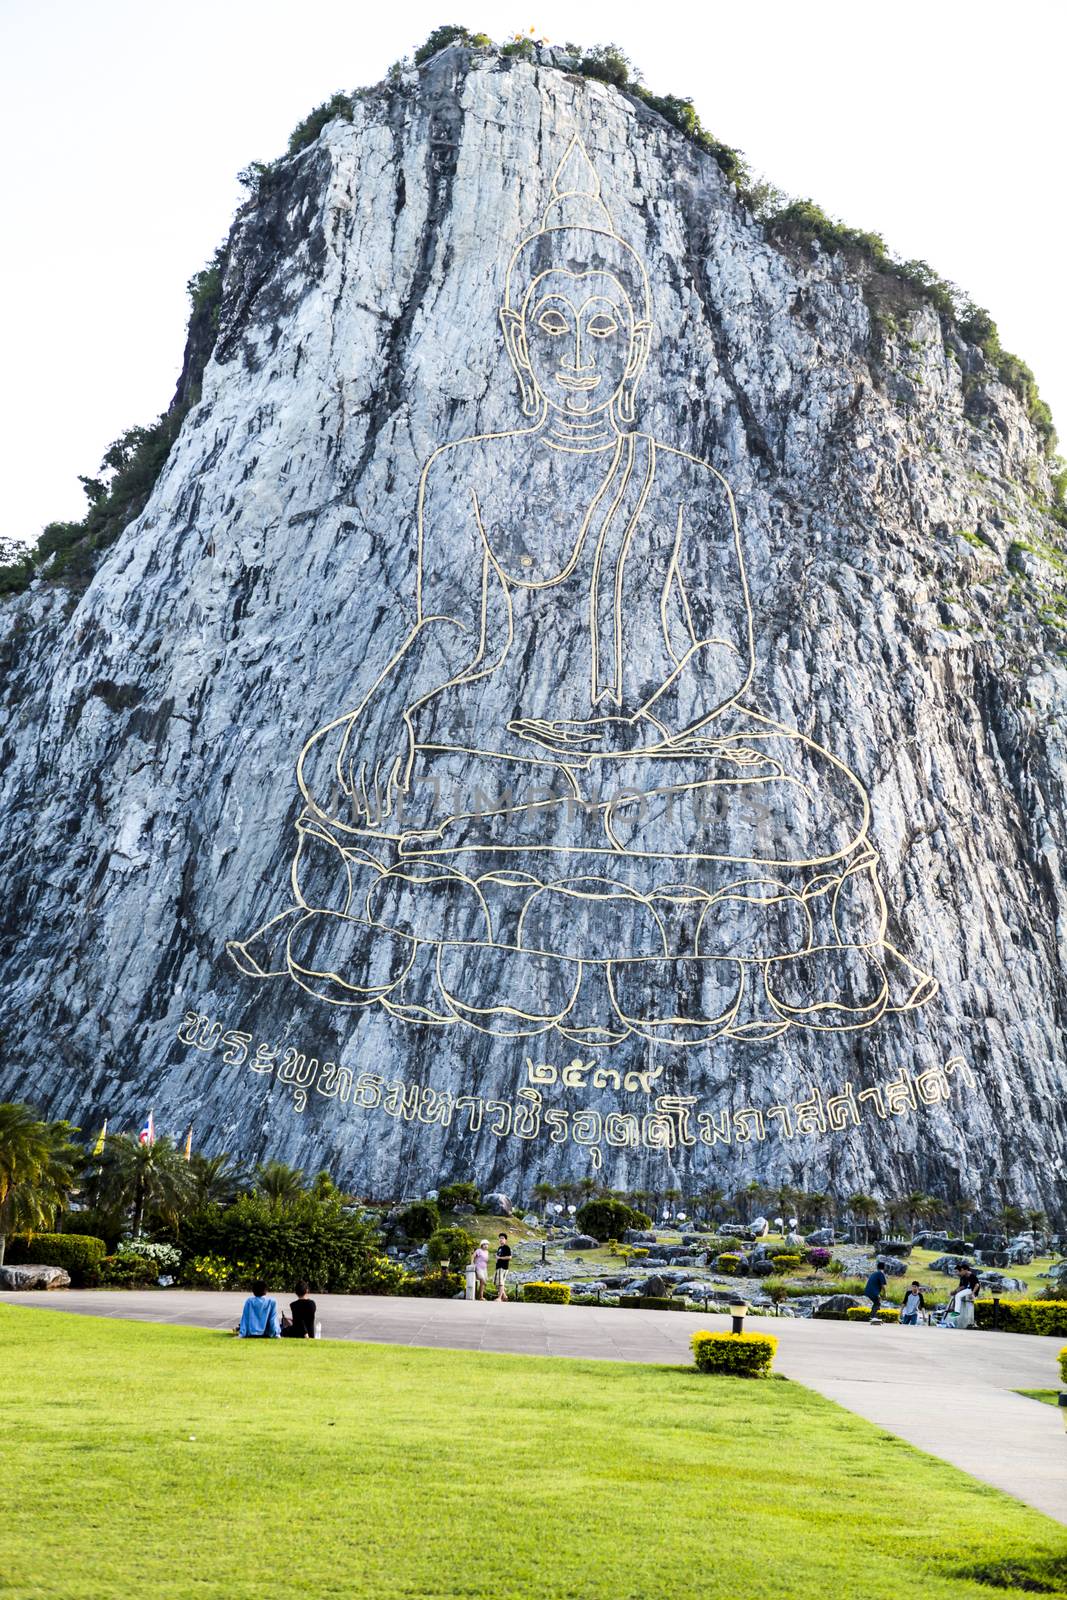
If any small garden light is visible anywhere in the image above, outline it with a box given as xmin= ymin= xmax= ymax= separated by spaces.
xmin=729 ymin=1301 xmax=748 ymax=1335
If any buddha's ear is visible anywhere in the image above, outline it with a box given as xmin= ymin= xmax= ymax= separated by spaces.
xmin=618 ymin=319 xmax=652 ymax=425
xmin=625 ymin=319 xmax=652 ymax=381
xmin=499 ymin=307 xmax=540 ymax=417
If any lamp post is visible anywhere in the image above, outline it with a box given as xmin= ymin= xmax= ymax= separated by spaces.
xmin=1059 ymin=1393 xmax=1067 ymax=1433
xmin=729 ymin=1300 xmax=748 ymax=1336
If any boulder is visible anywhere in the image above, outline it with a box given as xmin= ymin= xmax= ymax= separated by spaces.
xmin=878 ymin=1255 xmax=908 ymax=1276
xmin=978 ymin=1272 xmax=1026 ymax=1294
xmin=749 ymin=1259 xmax=776 ymax=1277
xmin=976 ymin=1249 xmax=1009 ymax=1268
xmin=0 ymin=1264 xmax=71 ymax=1291
xmin=482 ymin=1191 xmax=514 ymax=1216
xmin=972 ymin=1233 xmax=1006 ymax=1253
xmin=623 ymin=1229 xmax=657 ymax=1244
xmin=1005 ymin=1241 xmax=1033 ymax=1265
xmin=748 ymin=1216 xmax=769 ymax=1238
xmin=562 ymin=1234 xmax=597 ymax=1251
xmin=643 ymin=1275 xmax=675 ymax=1299
xmin=1047 ymin=1259 xmax=1067 ymax=1280
xmin=874 ymin=1239 xmax=911 ymax=1257
xmin=785 ymin=1232 xmax=806 ymax=1250
xmin=806 ymin=1229 xmax=835 ymax=1246
xmin=719 ymin=1224 xmax=748 ymax=1238
xmin=813 ymin=1294 xmax=867 ymax=1318
xmin=929 ymin=1255 xmax=969 ymax=1274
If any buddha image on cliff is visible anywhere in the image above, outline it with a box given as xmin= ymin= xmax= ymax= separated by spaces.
xmin=228 ymin=134 xmax=937 ymax=1047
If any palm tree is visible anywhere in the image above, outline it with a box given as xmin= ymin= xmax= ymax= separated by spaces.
xmin=0 ymin=1103 xmax=82 ymax=1265
xmin=1025 ymin=1208 xmax=1047 ymax=1236
xmin=531 ymin=1181 xmax=558 ymax=1217
xmin=885 ymin=1196 xmax=911 ymax=1234
xmin=188 ymin=1151 xmax=248 ymax=1208
xmin=255 ymin=1160 xmax=306 ymax=1211
xmin=93 ymin=1134 xmax=195 ymax=1238
xmin=998 ymin=1204 xmax=1027 ymax=1234
xmin=577 ymin=1176 xmax=599 ymax=1202
xmin=847 ymin=1192 xmax=881 ymax=1243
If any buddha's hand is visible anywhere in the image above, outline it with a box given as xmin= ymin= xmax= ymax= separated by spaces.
xmin=348 ymin=718 xmax=415 ymax=828
xmin=509 ymin=714 xmax=665 ymax=759
xmin=669 ymin=738 xmax=774 ymax=768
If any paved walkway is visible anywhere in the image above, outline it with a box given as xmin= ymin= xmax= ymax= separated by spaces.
xmin=5 ymin=1290 xmax=1065 ymax=1523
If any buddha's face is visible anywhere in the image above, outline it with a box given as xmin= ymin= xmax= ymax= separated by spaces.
xmin=520 ymin=270 xmax=640 ymax=416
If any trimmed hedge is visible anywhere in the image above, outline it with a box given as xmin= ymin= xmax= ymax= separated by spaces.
xmin=400 ymin=1270 xmax=463 ymax=1299
xmin=1060 ymin=1345 xmax=1067 ymax=1384
xmin=619 ymin=1295 xmax=686 ymax=1311
xmin=520 ymin=1281 xmax=571 ymax=1305
xmin=846 ymin=1306 xmax=900 ymax=1323
xmin=4 ymin=1233 xmax=107 ymax=1286
xmin=974 ymin=1299 xmax=1067 ymax=1337
xmin=692 ymin=1331 xmax=777 ymax=1377
xmin=716 ymin=1253 xmax=744 ymax=1275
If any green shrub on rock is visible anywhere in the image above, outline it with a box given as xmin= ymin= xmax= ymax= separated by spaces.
xmin=770 ymin=1254 xmax=803 ymax=1274
xmin=575 ymin=1198 xmax=652 ymax=1240
xmin=846 ymin=1306 xmax=900 ymax=1323
xmin=426 ymin=1225 xmax=477 ymax=1268
xmin=4 ymin=1233 xmax=107 ymax=1285
xmin=436 ymin=1182 xmax=481 ymax=1211
xmin=521 ymin=1281 xmax=571 ymax=1305
xmin=716 ymin=1252 xmax=744 ymax=1276
xmin=398 ymin=1201 xmax=440 ymax=1242
xmin=692 ymin=1331 xmax=777 ymax=1377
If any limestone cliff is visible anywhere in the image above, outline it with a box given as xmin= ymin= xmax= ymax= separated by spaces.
xmin=2 ymin=44 xmax=1065 ymax=1211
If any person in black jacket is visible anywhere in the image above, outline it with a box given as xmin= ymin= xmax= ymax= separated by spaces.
xmin=280 ymin=1281 xmax=317 ymax=1338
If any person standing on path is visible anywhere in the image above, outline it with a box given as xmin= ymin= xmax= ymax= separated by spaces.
xmin=494 ymin=1233 xmax=512 ymax=1301
xmin=900 ymin=1282 xmax=926 ymax=1325
xmin=864 ymin=1261 xmax=888 ymax=1324
xmin=472 ymin=1239 xmax=490 ymax=1301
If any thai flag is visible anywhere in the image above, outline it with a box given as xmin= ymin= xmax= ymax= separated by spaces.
xmin=138 ymin=1112 xmax=155 ymax=1146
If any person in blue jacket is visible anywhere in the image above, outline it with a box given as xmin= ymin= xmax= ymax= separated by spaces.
xmin=238 ymin=1280 xmax=281 ymax=1338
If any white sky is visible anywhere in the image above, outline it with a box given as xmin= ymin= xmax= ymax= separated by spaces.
xmin=1 ymin=0 xmax=1064 ymax=546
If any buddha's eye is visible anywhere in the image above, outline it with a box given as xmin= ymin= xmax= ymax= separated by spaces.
xmin=537 ymin=309 xmax=569 ymax=336
xmin=586 ymin=314 xmax=619 ymax=339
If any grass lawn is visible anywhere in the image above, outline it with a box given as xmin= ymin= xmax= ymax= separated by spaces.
xmin=2 ymin=1305 xmax=1065 ymax=1600
xmin=1015 ymin=1388 xmax=1062 ymax=1407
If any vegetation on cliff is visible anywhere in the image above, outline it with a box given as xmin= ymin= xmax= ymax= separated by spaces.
xmin=1 ymin=23 xmax=1057 ymax=601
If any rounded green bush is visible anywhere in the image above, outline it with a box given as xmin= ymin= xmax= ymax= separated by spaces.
xmin=845 ymin=1306 xmax=899 ymax=1323
xmin=716 ymin=1252 xmax=744 ymax=1275
xmin=691 ymin=1331 xmax=777 ymax=1377
xmin=520 ymin=1281 xmax=571 ymax=1305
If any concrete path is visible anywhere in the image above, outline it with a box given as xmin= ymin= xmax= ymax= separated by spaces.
xmin=5 ymin=1289 xmax=1065 ymax=1523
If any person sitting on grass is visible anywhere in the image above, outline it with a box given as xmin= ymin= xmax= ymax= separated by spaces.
xmin=280 ymin=1281 xmax=317 ymax=1338
xmin=237 ymin=1280 xmax=281 ymax=1338
xmin=864 ymin=1261 xmax=888 ymax=1324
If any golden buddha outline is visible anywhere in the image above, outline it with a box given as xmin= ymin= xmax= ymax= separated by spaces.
xmin=227 ymin=135 xmax=937 ymax=1048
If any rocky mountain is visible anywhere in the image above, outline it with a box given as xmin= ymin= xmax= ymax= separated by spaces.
xmin=2 ymin=41 xmax=1065 ymax=1211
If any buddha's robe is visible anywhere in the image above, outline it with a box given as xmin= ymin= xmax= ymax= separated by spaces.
xmin=229 ymin=429 xmax=935 ymax=1042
